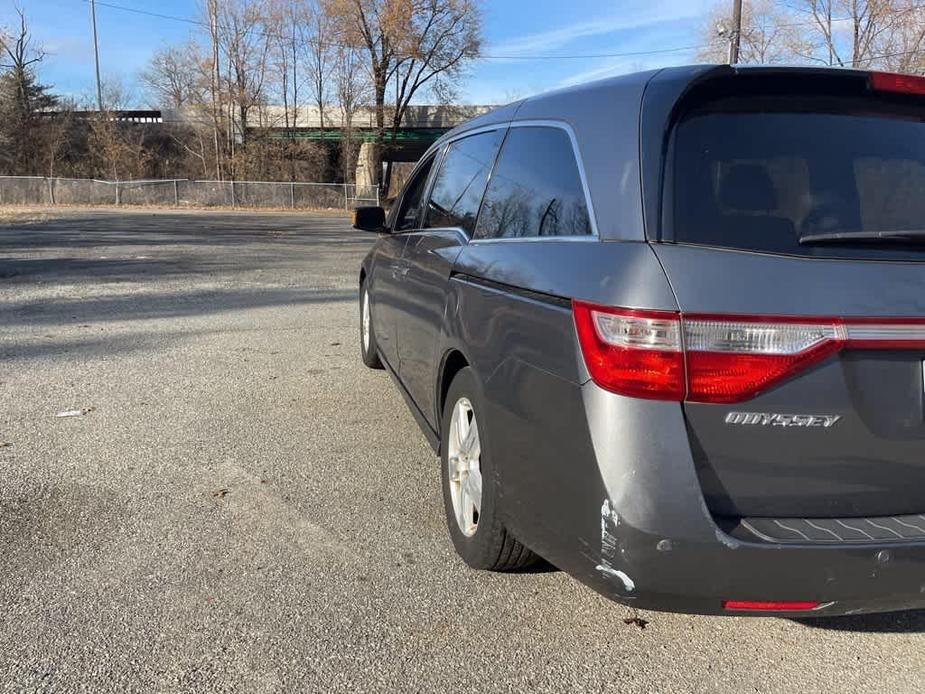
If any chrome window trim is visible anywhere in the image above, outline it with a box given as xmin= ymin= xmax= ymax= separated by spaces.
xmin=467 ymin=119 xmax=601 ymax=244
xmin=467 ymin=234 xmax=599 ymax=244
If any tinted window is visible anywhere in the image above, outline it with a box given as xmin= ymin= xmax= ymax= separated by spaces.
xmin=474 ymin=127 xmax=592 ymax=239
xmin=394 ymin=156 xmax=435 ymax=231
xmin=424 ymin=130 xmax=504 ymax=235
xmin=671 ymin=100 xmax=925 ymax=259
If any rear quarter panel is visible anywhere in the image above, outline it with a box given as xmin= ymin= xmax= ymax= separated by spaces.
xmin=444 ymin=240 xmax=680 ymax=571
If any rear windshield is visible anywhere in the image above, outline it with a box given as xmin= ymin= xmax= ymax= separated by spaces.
xmin=669 ymin=94 xmax=925 ymax=259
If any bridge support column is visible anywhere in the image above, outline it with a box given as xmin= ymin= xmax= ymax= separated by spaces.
xmin=355 ymin=142 xmax=378 ymax=191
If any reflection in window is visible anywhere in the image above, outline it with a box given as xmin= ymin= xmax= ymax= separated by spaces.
xmin=424 ymin=129 xmax=505 ymax=235
xmin=395 ymin=156 xmax=435 ymax=231
xmin=475 ymin=127 xmax=591 ymax=239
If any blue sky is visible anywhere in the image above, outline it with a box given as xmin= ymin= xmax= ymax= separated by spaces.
xmin=12 ymin=0 xmax=716 ymax=105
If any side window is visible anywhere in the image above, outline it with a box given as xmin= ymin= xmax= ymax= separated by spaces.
xmin=474 ymin=126 xmax=592 ymax=240
xmin=394 ymin=156 xmax=435 ymax=231
xmin=424 ymin=129 xmax=505 ymax=235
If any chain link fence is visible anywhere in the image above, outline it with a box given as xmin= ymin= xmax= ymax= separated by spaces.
xmin=0 ymin=176 xmax=380 ymax=211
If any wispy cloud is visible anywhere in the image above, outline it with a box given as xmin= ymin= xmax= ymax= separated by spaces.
xmin=553 ymin=48 xmax=696 ymax=89
xmin=554 ymin=60 xmax=637 ymax=88
xmin=487 ymin=2 xmax=703 ymax=57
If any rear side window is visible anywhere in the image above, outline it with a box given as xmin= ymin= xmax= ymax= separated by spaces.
xmin=474 ymin=126 xmax=592 ymax=240
xmin=669 ymin=97 xmax=925 ymax=259
xmin=424 ymin=129 xmax=504 ymax=235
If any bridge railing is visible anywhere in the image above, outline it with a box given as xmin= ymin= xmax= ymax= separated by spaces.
xmin=0 ymin=176 xmax=380 ymax=211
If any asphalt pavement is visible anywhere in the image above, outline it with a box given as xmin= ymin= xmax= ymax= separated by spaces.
xmin=1 ymin=208 xmax=923 ymax=693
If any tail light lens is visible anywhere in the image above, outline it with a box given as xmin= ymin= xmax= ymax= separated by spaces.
xmin=572 ymin=302 xmax=925 ymax=403
xmin=684 ymin=317 xmax=841 ymax=403
xmin=572 ymin=303 xmax=684 ymax=400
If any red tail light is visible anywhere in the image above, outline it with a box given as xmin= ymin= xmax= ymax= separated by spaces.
xmin=572 ymin=302 xmax=925 ymax=404
xmin=683 ymin=315 xmax=842 ymax=403
xmin=723 ymin=600 xmax=820 ymax=612
xmin=870 ymin=71 xmax=925 ymax=96
xmin=572 ymin=303 xmax=684 ymax=400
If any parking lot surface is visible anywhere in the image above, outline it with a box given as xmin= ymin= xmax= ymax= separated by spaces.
xmin=1 ymin=208 xmax=924 ymax=693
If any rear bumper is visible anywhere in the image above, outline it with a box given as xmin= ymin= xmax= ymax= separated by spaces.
xmin=596 ymin=523 xmax=925 ymax=617
xmin=576 ymin=382 xmax=925 ymax=617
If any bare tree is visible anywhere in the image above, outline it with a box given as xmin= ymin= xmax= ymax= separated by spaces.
xmin=88 ymin=114 xmax=153 ymax=182
xmin=882 ymin=0 xmax=925 ymax=73
xmin=701 ymin=0 xmax=925 ymax=69
xmin=787 ymin=0 xmax=899 ymax=67
xmin=211 ymin=0 xmax=272 ymax=160
xmin=141 ymin=42 xmax=205 ymax=109
xmin=383 ymin=0 xmax=481 ymax=187
xmin=335 ymin=44 xmax=372 ymax=183
xmin=699 ymin=0 xmax=797 ymax=63
xmin=0 ymin=6 xmax=57 ymax=173
xmin=267 ymin=0 xmax=306 ymax=132
xmin=328 ymin=0 xmax=482 ymax=192
xmin=303 ymin=1 xmax=336 ymax=133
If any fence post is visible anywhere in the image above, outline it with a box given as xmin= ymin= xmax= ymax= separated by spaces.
xmin=343 ymin=183 xmax=349 ymax=211
xmin=173 ymin=179 xmax=179 ymax=207
xmin=375 ymin=185 xmax=380 ymax=207
xmin=290 ymin=182 xmax=295 ymax=210
xmin=115 ymin=181 xmax=121 ymax=206
xmin=46 ymin=177 xmax=55 ymax=205
xmin=230 ymin=180 xmax=236 ymax=208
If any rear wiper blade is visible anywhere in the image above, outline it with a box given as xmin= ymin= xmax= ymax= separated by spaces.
xmin=799 ymin=230 xmax=925 ymax=245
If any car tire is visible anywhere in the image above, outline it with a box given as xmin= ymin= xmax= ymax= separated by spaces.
xmin=360 ymin=281 xmax=384 ymax=369
xmin=440 ymin=367 xmax=536 ymax=571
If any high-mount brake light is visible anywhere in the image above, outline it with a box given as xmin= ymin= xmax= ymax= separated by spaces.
xmin=572 ymin=302 xmax=925 ymax=404
xmin=870 ymin=71 xmax=925 ymax=96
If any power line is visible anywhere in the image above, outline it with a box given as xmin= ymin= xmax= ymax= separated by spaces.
xmin=484 ymin=44 xmax=713 ymax=60
xmin=72 ymin=0 xmax=925 ymax=67
xmin=77 ymin=0 xmax=717 ymax=61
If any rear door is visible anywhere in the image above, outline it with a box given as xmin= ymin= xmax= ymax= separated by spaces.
xmin=371 ymin=155 xmax=436 ymax=369
xmin=396 ymin=128 xmax=506 ymax=425
xmin=654 ymin=73 xmax=925 ymax=521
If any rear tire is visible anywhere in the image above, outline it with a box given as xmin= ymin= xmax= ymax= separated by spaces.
xmin=440 ymin=367 xmax=536 ymax=571
xmin=360 ymin=282 xmax=383 ymax=369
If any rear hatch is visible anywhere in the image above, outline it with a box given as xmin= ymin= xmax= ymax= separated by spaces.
xmin=652 ymin=70 xmax=925 ymax=521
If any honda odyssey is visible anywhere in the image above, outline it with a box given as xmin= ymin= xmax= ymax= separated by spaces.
xmin=355 ymin=65 xmax=925 ymax=616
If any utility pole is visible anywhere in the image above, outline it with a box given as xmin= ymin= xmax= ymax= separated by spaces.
xmin=728 ymin=0 xmax=743 ymax=64
xmin=89 ymin=0 xmax=104 ymax=111
xmin=207 ymin=0 xmax=223 ymax=180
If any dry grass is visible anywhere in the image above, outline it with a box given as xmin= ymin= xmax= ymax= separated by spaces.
xmin=0 ymin=206 xmax=60 ymax=225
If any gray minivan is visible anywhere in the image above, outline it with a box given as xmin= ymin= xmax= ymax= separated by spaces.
xmin=356 ymin=65 xmax=925 ymax=616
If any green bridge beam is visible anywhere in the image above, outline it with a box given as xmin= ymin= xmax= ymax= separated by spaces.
xmin=264 ymin=128 xmax=451 ymax=143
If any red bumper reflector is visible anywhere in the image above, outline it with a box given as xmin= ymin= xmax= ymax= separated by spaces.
xmin=723 ymin=600 xmax=820 ymax=612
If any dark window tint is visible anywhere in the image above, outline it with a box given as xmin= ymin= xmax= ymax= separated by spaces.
xmin=474 ymin=127 xmax=592 ymax=239
xmin=424 ymin=129 xmax=504 ymax=235
xmin=394 ymin=156 xmax=435 ymax=231
xmin=671 ymin=100 xmax=925 ymax=259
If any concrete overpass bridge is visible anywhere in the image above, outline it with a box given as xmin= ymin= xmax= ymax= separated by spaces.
xmin=256 ymin=104 xmax=493 ymax=160
xmin=251 ymin=104 xmax=495 ymax=186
